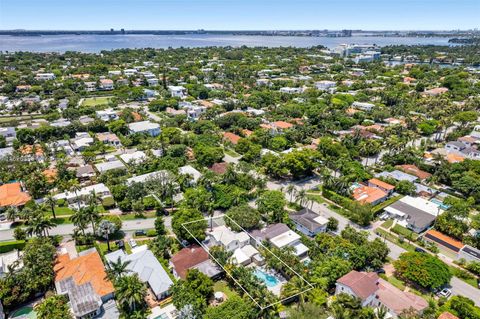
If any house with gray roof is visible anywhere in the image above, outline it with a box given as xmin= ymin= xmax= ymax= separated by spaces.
xmin=384 ymin=196 xmax=441 ymax=233
xmin=105 ymin=245 xmax=173 ymax=300
xmin=290 ymin=208 xmax=328 ymax=237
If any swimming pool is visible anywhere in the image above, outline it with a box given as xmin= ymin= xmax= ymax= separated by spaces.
xmin=10 ymin=306 xmax=37 ymax=319
xmin=430 ymin=198 xmax=450 ymax=210
xmin=254 ymin=269 xmax=279 ymax=287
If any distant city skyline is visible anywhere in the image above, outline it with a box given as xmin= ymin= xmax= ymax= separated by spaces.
xmin=0 ymin=0 xmax=479 ymax=31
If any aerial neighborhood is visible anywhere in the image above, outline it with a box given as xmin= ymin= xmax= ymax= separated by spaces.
xmin=0 ymin=43 xmax=480 ymax=319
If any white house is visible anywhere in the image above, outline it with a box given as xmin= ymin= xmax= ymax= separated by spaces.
xmin=120 ymin=151 xmax=147 ymax=165
xmin=96 ymin=108 xmax=119 ymax=122
xmin=147 ymin=78 xmax=159 ymax=86
xmin=53 ymin=183 xmax=111 ymax=207
xmin=178 ymin=165 xmax=202 ymax=184
xmin=279 ymin=87 xmax=303 ymax=94
xmin=315 ymin=80 xmax=336 ymax=91
xmin=186 ymin=105 xmax=207 ymax=121
xmin=206 ymin=225 xmax=250 ymax=252
xmin=105 ymin=246 xmax=173 ymax=300
xmin=35 ymin=73 xmax=56 ymax=80
xmin=128 ymin=121 xmax=161 ymax=136
xmin=168 ymin=85 xmax=187 ymax=98
xmin=352 ymin=101 xmax=375 ymax=111
xmin=99 ymin=79 xmax=114 ymax=90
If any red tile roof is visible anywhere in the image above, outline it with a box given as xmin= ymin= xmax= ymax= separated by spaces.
xmin=352 ymin=184 xmax=388 ymax=204
xmin=337 ymin=270 xmax=379 ymax=301
xmin=273 ymin=121 xmax=293 ymax=130
xmin=54 ymin=251 xmax=114 ymax=298
xmin=377 ymin=278 xmax=428 ymax=315
xmin=223 ymin=132 xmax=241 ymax=145
xmin=170 ymin=245 xmax=210 ymax=279
xmin=396 ymin=164 xmax=432 ymax=180
xmin=0 ymin=182 xmax=31 ymax=207
xmin=438 ymin=312 xmax=460 ymax=319
xmin=209 ymin=162 xmax=228 ymax=175
xmin=368 ymin=178 xmax=395 ymax=191
xmin=425 ymin=229 xmax=464 ymax=252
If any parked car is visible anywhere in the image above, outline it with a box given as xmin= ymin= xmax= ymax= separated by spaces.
xmin=438 ymin=288 xmax=452 ymax=298
xmin=129 ymin=238 xmax=137 ymax=248
xmin=135 ymin=230 xmax=147 ymax=237
xmin=375 ymin=268 xmax=386 ymax=274
xmin=415 ymin=247 xmax=426 ymax=253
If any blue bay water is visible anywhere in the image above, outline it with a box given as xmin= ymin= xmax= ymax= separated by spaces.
xmin=0 ymin=34 xmax=455 ymax=53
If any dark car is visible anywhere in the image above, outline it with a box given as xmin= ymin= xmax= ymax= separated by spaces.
xmin=135 ymin=230 xmax=147 ymax=237
xmin=415 ymin=247 xmax=426 ymax=253
xmin=375 ymin=268 xmax=386 ymax=274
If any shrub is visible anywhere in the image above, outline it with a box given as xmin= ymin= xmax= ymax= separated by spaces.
xmin=0 ymin=240 xmax=26 ymax=253
xmin=102 ymin=196 xmax=115 ymax=208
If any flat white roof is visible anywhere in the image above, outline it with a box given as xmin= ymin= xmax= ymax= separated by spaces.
xmin=95 ymin=160 xmax=126 ymax=173
xmin=120 ymin=151 xmax=147 ymax=164
xmin=54 ymin=183 xmax=110 ymax=201
xmin=270 ymin=230 xmax=300 ymax=249
xmin=179 ymin=165 xmax=202 ymax=182
xmin=126 ymin=170 xmax=170 ymax=185
xmin=128 ymin=121 xmax=160 ymax=132
xmin=399 ymin=196 xmax=443 ymax=216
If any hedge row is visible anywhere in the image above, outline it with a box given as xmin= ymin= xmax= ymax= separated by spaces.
xmin=0 ymin=240 xmax=26 ymax=253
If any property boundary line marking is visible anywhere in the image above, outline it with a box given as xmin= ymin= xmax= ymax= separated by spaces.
xmin=181 ymin=214 xmax=315 ymax=309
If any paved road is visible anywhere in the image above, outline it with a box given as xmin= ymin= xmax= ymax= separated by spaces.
xmin=0 ymin=218 xmax=160 ymax=241
xmin=450 ymin=277 xmax=480 ymax=306
xmin=266 ymin=177 xmax=480 ymax=303
xmin=142 ymin=105 xmax=162 ymax=122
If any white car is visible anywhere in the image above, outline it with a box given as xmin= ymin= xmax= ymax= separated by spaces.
xmin=438 ymin=288 xmax=452 ymax=298
xmin=129 ymin=238 xmax=137 ymax=248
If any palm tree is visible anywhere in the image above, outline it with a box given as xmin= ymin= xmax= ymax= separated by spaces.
xmin=71 ymin=209 xmax=88 ymax=236
xmin=374 ymin=306 xmax=388 ymax=319
xmin=97 ymin=220 xmax=116 ymax=251
xmin=281 ymin=276 xmax=308 ymax=305
xmin=5 ymin=206 xmax=17 ymax=222
xmin=330 ymin=304 xmax=351 ymax=319
xmin=115 ymin=274 xmax=147 ymax=313
xmin=106 ymin=256 xmax=131 ymax=281
xmin=69 ymin=179 xmax=82 ymax=210
xmin=44 ymin=193 xmax=57 ymax=219
xmin=26 ymin=215 xmax=55 ymax=237
xmin=286 ymin=184 xmax=296 ymax=202
xmin=82 ymin=206 xmax=100 ymax=234
xmin=295 ymin=189 xmax=308 ymax=207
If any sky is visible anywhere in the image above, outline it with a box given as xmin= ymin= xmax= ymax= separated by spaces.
xmin=0 ymin=0 xmax=479 ymax=31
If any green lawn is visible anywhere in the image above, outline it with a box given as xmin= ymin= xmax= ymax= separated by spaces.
xmin=375 ymin=228 xmax=416 ymax=252
xmin=391 ymin=224 xmax=418 ymax=241
xmin=307 ymin=193 xmax=326 ymax=204
xmin=213 ymin=281 xmax=238 ymax=298
xmin=51 ymin=206 xmax=75 ymax=216
xmin=82 ymin=96 xmax=113 ymax=107
xmin=380 ymin=274 xmax=406 ymax=290
xmin=381 ymin=219 xmax=394 ymax=229
xmin=224 ymin=148 xmax=240 ymax=158
xmin=53 ymin=217 xmax=72 ymax=225
xmin=119 ymin=211 xmax=156 ymax=221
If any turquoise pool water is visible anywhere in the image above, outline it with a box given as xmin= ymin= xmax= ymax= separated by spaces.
xmin=254 ymin=269 xmax=279 ymax=287
xmin=430 ymin=198 xmax=450 ymax=210
xmin=10 ymin=306 xmax=37 ymax=319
